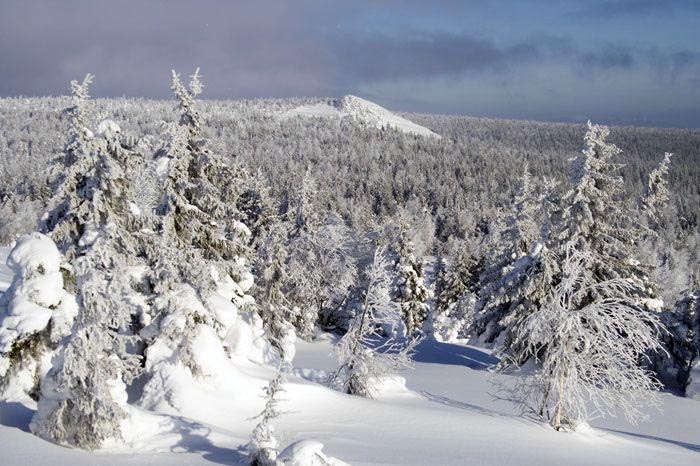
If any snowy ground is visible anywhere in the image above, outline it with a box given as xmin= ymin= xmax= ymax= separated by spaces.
xmin=1 ymin=246 xmax=698 ymax=465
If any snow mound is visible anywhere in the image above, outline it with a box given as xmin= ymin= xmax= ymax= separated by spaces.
xmin=283 ymin=95 xmax=440 ymax=138
xmin=277 ymin=439 xmax=351 ymax=466
xmin=371 ymin=375 xmax=412 ymax=399
xmin=0 ymin=234 xmax=77 ymax=355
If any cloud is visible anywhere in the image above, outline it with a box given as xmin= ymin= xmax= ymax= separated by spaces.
xmin=0 ymin=0 xmax=698 ymax=127
xmin=571 ymin=0 xmax=700 ymax=18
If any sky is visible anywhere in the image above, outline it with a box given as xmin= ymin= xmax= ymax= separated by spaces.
xmin=1 ymin=0 xmax=699 ymax=128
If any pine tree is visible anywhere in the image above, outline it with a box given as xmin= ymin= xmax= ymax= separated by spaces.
xmin=642 ymin=152 xmax=673 ymax=229
xmin=41 ymin=74 xmax=101 ymax=263
xmin=254 ymin=219 xmax=297 ymax=362
xmin=499 ymin=124 xmax=668 ymax=430
xmin=238 ymin=169 xmax=275 ymax=251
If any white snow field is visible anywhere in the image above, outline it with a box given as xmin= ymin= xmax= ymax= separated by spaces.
xmin=282 ymin=95 xmax=441 ymax=138
xmin=1 ymin=247 xmax=699 ymax=466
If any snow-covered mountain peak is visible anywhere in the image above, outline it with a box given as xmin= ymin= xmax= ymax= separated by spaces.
xmin=282 ymin=95 xmax=440 ymax=138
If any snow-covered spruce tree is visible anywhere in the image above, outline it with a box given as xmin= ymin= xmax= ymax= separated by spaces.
xmin=31 ymin=97 xmax=144 ymax=447
xmin=642 ymin=152 xmax=673 ymax=230
xmin=41 ymin=74 xmax=101 ymax=264
xmin=393 ymin=225 xmax=430 ymax=336
xmin=557 ymin=121 xmax=655 ymax=305
xmin=141 ymin=69 xmax=260 ymax=381
xmin=471 ymin=167 xmax=557 ymax=351
xmin=652 ymin=282 xmax=700 ymax=393
xmin=254 ymin=219 xmax=297 ymax=363
xmin=247 ymin=368 xmax=286 ymax=466
xmin=505 ymin=244 xmax=664 ymax=431
xmin=638 ymin=153 xmax=684 ymax=308
xmin=238 ymin=169 xmax=275 ymax=251
xmin=332 ymin=246 xmax=416 ymax=397
xmin=0 ymin=233 xmax=77 ymax=400
xmin=432 ymin=244 xmax=477 ymax=342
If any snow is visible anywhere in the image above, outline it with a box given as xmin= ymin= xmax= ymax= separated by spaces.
xmin=1 ymin=335 xmax=699 ymax=464
xmin=96 ymin=119 xmax=121 ymax=138
xmin=1 ymin=245 xmax=699 ymax=465
xmin=6 ymin=233 xmax=61 ymax=278
xmin=640 ymin=297 xmax=664 ymax=312
xmin=277 ymin=439 xmax=351 ymax=466
xmin=282 ymin=95 xmax=441 ymax=138
xmin=0 ymin=235 xmax=77 ymax=354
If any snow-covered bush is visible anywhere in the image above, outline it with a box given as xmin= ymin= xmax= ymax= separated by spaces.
xmin=652 ymin=285 xmax=699 ymax=394
xmin=285 ymin=213 xmax=357 ymax=338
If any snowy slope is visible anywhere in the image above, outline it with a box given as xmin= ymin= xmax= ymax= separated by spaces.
xmin=1 ymin=245 xmax=699 ymax=465
xmin=283 ymin=95 xmax=441 ymax=138
xmin=1 ymin=336 xmax=698 ymax=464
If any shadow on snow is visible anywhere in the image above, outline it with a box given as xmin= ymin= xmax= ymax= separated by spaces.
xmin=168 ymin=415 xmax=249 ymax=465
xmin=600 ymin=428 xmax=700 ymax=453
xmin=412 ymin=339 xmax=499 ymax=369
xmin=0 ymin=401 xmax=34 ymax=433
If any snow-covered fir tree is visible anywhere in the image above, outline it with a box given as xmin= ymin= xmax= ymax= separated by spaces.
xmin=254 ymin=219 xmax=297 ymax=363
xmin=471 ymin=167 xmax=557 ymax=353
xmin=41 ymin=74 xmax=101 ymax=263
xmin=332 ymin=246 xmax=416 ymax=397
xmin=248 ymin=368 xmax=286 ymax=466
xmin=652 ymin=281 xmax=700 ymax=393
xmin=30 ymin=78 xmax=145 ymax=448
xmin=238 ymin=169 xmax=276 ymax=251
xmin=558 ymin=121 xmax=655 ymax=305
xmin=432 ymin=244 xmax=477 ymax=342
xmin=504 ymin=244 xmax=664 ymax=431
xmin=642 ymin=152 xmax=673 ymax=229
xmin=141 ymin=69 xmax=261 ymax=382
xmin=393 ymin=225 xmax=430 ymax=335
